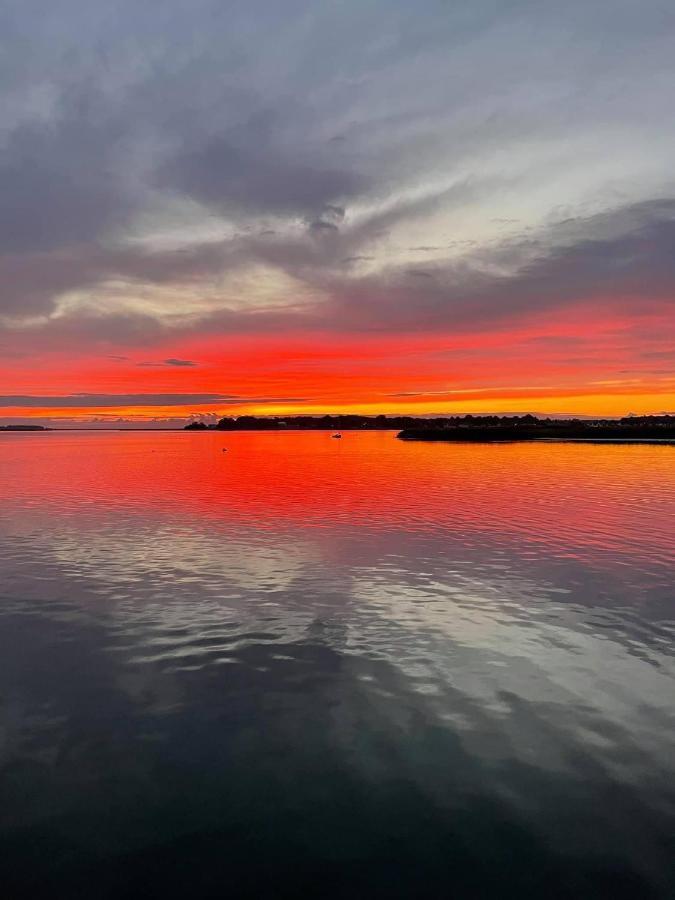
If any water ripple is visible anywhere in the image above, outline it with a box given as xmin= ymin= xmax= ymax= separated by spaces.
xmin=0 ymin=431 xmax=674 ymax=896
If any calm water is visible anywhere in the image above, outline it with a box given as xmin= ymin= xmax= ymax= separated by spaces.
xmin=0 ymin=431 xmax=674 ymax=898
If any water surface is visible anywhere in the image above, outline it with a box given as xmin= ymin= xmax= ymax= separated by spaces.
xmin=1 ymin=431 xmax=674 ymax=897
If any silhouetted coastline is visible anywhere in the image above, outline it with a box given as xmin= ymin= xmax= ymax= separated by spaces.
xmin=183 ymin=413 xmax=675 ymax=442
xmin=186 ymin=414 xmax=424 ymax=431
xmin=0 ymin=425 xmax=50 ymax=432
xmin=397 ymin=415 xmax=675 ymax=443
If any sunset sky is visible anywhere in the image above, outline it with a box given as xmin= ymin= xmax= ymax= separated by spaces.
xmin=1 ymin=0 xmax=674 ymax=425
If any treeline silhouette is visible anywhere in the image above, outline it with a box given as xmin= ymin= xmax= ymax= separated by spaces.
xmin=186 ymin=414 xmax=541 ymax=431
xmin=184 ymin=413 xmax=675 ymax=432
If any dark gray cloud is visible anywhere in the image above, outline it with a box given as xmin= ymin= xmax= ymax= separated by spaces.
xmin=159 ymin=138 xmax=366 ymax=219
xmin=323 ymin=205 xmax=346 ymax=222
xmin=0 ymin=93 xmax=137 ymax=256
xmin=308 ymin=220 xmax=340 ymax=236
xmin=137 ymin=358 xmax=198 ymax=367
xmin=0 ymin=394 xmax=309 ymax=408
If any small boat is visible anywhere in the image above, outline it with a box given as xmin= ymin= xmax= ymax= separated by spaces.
xmin=331 ymin=433 xmax=342 ymax=439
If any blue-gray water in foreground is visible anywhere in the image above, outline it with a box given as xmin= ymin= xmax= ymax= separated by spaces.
xmin=0 ymin=431 xmax=673 ymax=898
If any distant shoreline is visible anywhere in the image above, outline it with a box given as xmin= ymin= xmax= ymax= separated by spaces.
xmin=2 ymin=413 xmax=674 ymax=441
xmin=184 ymin=413 xmax=675 ymax=435
xmin=397 ymin=424 xmax=675 ymax=444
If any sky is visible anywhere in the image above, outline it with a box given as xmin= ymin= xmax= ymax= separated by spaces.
xmin=1 ymin=0 xmax=674 ymax=426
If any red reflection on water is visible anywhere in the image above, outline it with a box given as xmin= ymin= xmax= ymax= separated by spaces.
xmin=1 ymin=431 xmax=674 ymax=562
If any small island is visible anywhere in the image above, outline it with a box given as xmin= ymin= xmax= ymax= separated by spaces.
xmin=397 ymin=414 xmax=675 ymax=443
xmin=0 ymin=425 xmax=51 ymax=432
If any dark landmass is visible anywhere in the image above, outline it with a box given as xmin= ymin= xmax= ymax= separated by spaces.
xmin=186 ymin=414 xmax=435 ymax=431
xmin=0 ymin=424 xmax=51 ymax=432
xmin=397 ymin=414 xmax=675 ymax=443
xmin=184 ymin=413 xmax=675 ymax=441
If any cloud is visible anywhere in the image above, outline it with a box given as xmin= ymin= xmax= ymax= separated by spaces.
xmin=388 ymin=390 xmax=459 ymax=398
xmin=0 ymin=97 xmax=136 ymax=257
xmin=1 ymin=196 xmax=675 ymax=349
xmin=1 ymin=0 xmax=675 ymax=356
xmin=314 ymin=198 xmax=675 ymax=333
xmin=157 ymin=138 xmax=367 ymax=220
xmin=164 ymin=358 xmax=197 ymax=366
xmin=0 ymin=394 xmax=309 ymax=408
xmin=308 ymin=220 xmax=340 ymax=236
xmin=323 ymin=205 xmax=345 ymax=222
xmin=137 ymin=358 xmax=198 ymax=367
